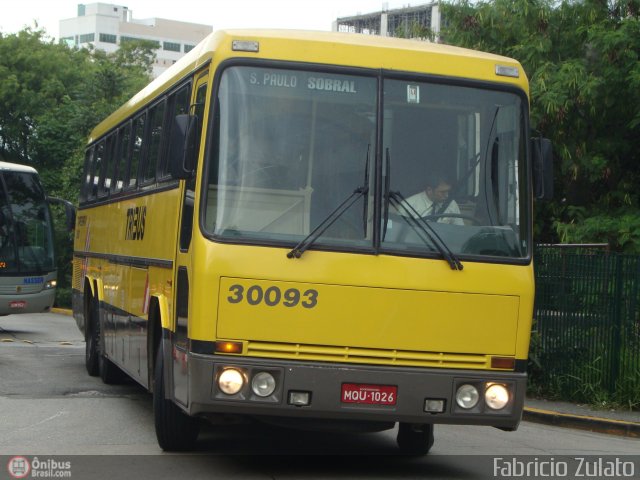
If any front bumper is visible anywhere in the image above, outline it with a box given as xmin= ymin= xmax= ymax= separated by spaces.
xmin=180 ymin=353 xmax=526 ymax=430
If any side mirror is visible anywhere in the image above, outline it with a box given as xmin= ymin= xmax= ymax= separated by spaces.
xmin=168 ymin=114 xmax=198 ymax=180
xmin=531 ymin=137 xmax=553 ymax=200
xmin=47 ymin=197 xmax=77 ymax=231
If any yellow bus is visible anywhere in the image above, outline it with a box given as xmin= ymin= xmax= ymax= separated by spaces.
xmin=73 ymin=29 xmax=552 ymax=454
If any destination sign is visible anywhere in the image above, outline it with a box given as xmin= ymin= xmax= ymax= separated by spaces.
xmin=248 ymin=70 xmax=358 ymax=94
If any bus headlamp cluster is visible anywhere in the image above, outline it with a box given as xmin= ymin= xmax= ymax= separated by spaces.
xmin=485 ymin=383 xmax=510 ymax=410
xmin=217 ymin=368 xmax=277 ymax=398
xmin=455 ymin=382 xmax=511 ymax=411
xmin=218 ymin=368 xmax=245 ymax=395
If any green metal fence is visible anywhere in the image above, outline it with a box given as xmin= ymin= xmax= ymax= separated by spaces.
xmin=531 ymin=245 xmax=640 ymax=406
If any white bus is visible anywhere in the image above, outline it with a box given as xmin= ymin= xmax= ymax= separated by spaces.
xmin=0 ymin=161 xmax=58 ymax=315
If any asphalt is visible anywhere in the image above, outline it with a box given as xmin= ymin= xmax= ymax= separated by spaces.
xmin=50 ymin=308 xmax=640 ymax=438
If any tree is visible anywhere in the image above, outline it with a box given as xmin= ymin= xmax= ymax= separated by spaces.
xmin=440 ymin=0 xmax=640 ymax=251
xmin=0 ymin=28 xmax=155 ymax=305
xmin=0 ymin=28 xmax=86 ymax=167
xmin=0 ymin=29 xmax=154 ymax=198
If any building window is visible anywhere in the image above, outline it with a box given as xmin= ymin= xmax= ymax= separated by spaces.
xmin=79 ymin=33 xmax=95 ymax=43
xmin=99 ymin=33 xmax=117 ymax=44
xmin=163 ymin=41 xmax=181 ymax=52
xmin=184 ymin=44 xmax=195 ymax=53
xmin=121 ymin=36 xmax=160 ymax=49
xmin=120 ymin=35 xmax=140 ymax=44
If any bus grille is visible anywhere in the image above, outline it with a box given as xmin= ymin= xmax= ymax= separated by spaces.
xmin=245 ymin=341 xmax=490 ymax=369
xmin=72 ymin=258 xmax=84 ymax=290
xmin=0 ymin=284 xmax=43 ymax=295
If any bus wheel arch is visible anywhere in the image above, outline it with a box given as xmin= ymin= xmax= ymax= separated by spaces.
xmin=153 ymin=335 xmax=200 ymax=451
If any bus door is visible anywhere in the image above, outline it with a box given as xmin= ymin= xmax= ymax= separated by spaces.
xmin=171 ymin=69 xmax=209 ymax=406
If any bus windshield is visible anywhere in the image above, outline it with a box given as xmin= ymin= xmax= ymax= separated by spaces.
xmin=204 ymin=65 xmax=529 ymax=260
xmin=0 ymin=170 xmax=55 ymax=273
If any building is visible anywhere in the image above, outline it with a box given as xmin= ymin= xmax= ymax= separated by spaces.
xmin=59 ymin=3 xmax=212 ymax=78
xmin=333 ymin=3 xmax=440 ymax=41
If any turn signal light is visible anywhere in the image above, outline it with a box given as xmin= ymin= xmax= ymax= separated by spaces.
xmin=491 ymin=356 xmax=515 ymax=370
xmin=215 ymin=341 xmax=243 ymax=354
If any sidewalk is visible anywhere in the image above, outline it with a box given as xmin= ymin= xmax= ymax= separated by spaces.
xmin=524 ymin=397 xmax=640 ymax=438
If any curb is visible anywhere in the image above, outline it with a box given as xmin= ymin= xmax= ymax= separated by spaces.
xmin=51 ymin=307 xmax=72 ymax=316
xmin=523 ymin=406 xmax=640 ymax=438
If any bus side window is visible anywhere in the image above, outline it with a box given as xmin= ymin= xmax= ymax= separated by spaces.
xmin=127 ymin=113 xmax=147 ymax=190
xmin=159 ymin=83 xmax=191 ymax=181
xmin=112 ymin=122 xmax=131 ymax=194
xmin=89 ymin=141 xmax=105 ymax=201
xmin=179 ymin=79 xmax=206 ymax=251
xmin=142 ymin=99 xmax=166 ymax=185
xmin=80 ymin=147 xmax=94 ymax=204
xmin=192 ymin=83 xmax=207 ymax=164
xmin=98 ymin=134 xmax=115 ymax=198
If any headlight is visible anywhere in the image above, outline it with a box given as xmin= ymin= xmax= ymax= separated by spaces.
xmin=455 ymin=384 xmax=479 ymax=409
xmin=218 ymin=368 xmax=244 ymax=395
xmin=251 ymin=372 xmax=276 ymax=397
xmin=44 ymin=280 xmax=57 ymax=289
xmin=485 ymin=383 xmax=510 ymax=410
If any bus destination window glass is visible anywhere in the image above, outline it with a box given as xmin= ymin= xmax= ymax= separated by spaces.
xmin=381 ymin=79 xmax=528 ymax=259
xmin=205 ymin=66 xmax=377 ymax=250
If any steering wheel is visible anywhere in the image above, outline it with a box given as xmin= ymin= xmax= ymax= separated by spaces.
xmin=422 ymin=213 xmax=481 ymax=225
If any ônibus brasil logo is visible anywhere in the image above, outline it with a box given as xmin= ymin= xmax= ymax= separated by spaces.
xmin=7 ymin=456 xmax=30 ymax=479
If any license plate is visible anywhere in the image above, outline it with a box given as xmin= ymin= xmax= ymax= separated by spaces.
xmin=341 ymin=383 xmax=397 ymax=405
xmin=9 ymin=301 xmax=27 ymax=309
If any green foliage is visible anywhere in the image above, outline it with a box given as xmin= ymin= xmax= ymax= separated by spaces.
xmin=394 ymin=21 xmax=436 ymax=41
xmin=554 ymin=211 xmax=640 ymax=251
xmin=532 ymin=247 xmax=640 ymax=410
xmin=0 ymin=28 xmax=154 ymax=305
xmin=439 ymin=0 xmax=640 ymax=252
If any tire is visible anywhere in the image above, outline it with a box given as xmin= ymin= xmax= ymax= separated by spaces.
xmin=153 ymin=343 xmax=200 ymax=451
xmin=397 ymin=423 xmax=434 ymax=456
xmin=84 ymin=295 xmax=99 ymax=377
xmin=85 ymin=293 xmax=123 ymax=385
xmin=99 ymin=348 xmax=125 ymax=384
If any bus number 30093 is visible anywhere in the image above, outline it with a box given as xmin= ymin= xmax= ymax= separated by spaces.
xmin=227 ymin=284 xmax=319 ymax=309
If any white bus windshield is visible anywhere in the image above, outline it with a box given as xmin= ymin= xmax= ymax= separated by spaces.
xmin=204 ymin=65 xmax=529 ymax=260
xmin=0 ymin=171 xmax=55 ymax=273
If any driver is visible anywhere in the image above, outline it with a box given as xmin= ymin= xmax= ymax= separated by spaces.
xmin=401 ymin=173 xmax=464 ymax=226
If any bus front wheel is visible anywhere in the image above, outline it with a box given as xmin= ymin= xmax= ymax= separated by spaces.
xmin=397 ymin=423 xmax=434 ymax=455
xmin=153 ymin=344 xmax=200 ymax=451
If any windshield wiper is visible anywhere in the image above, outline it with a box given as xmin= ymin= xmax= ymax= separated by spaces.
xmin=362 ymin=144 xmax=370 ymax=236
xmin=287 ymin=150 xmax=370 ymax=259
xmin=381 ymin=149 xmax=462 ymax=270
xmin=435 ymin=105 xmax=501 ymax=220
xmin=286 ymin=187 xmax=367 ymax=259
xmin=382 ymin=148 xmax=391 ymax=241
xmin=388 ymin=191 xmax=464 ymax=271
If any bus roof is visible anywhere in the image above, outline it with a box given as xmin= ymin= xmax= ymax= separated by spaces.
xmin=89 ymin=29 xmax=528 ymax=142
xmin=0 ymin=161 xmax=38 ymax=174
